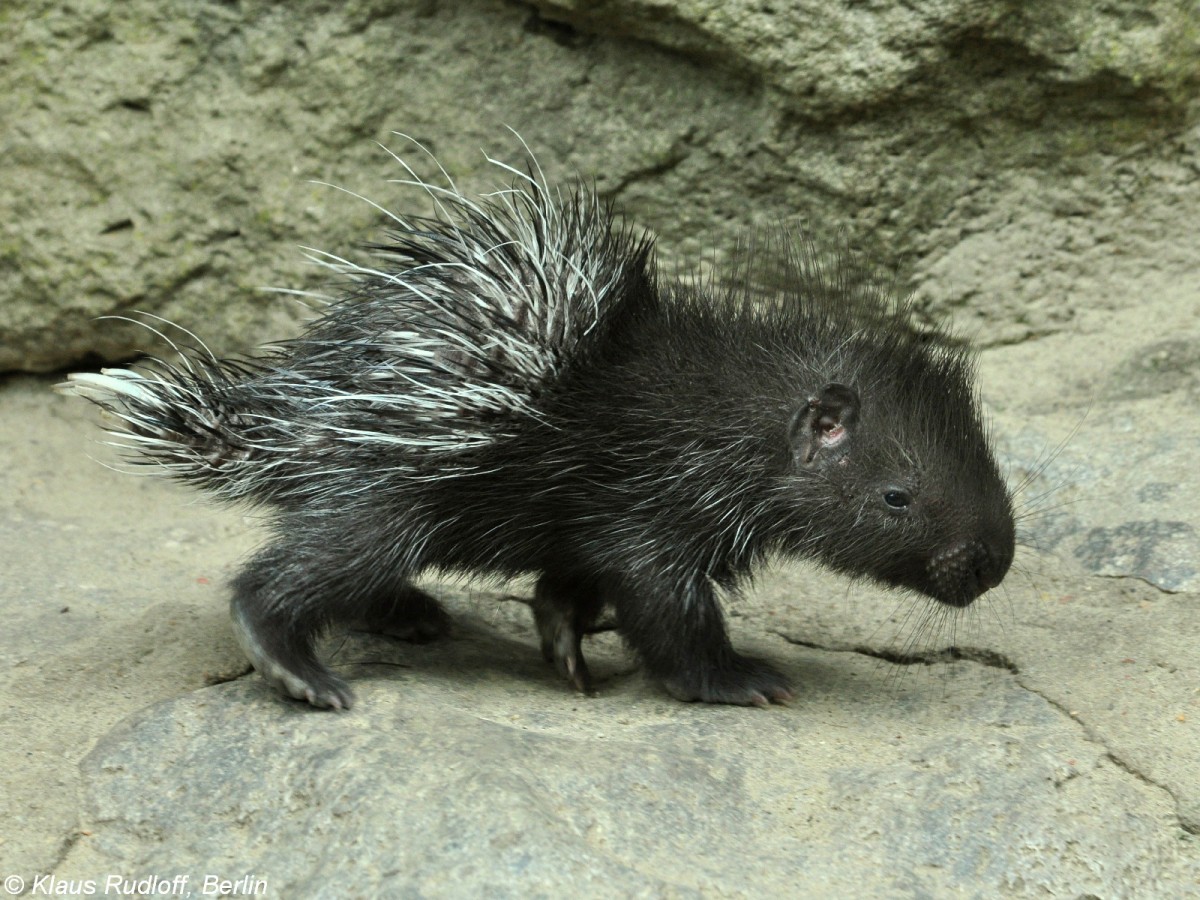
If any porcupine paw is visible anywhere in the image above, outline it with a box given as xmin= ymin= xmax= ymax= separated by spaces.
xmin=661 ymin=654 xmax=792 ymax=708
xmin=243 ymin=647 xmax=356 ymax=710
xmin=264 ymin=660 xmax=356 ymax=711
xmin=362 ymin=588 xmax=451 ymax=644
xmin=532 ymin=604 xmax=593 ymax=694
xmin=231 ymin=608 xmax=355 ymax=710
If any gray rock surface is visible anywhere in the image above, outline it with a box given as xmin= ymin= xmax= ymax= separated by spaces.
xmin=3 ymin=0 xmax=1200 ymax=896
xmin=57 ymin=636 xmax=1199 ymax=895
xmin=3 ymin=0 xmax=1198 ymax=369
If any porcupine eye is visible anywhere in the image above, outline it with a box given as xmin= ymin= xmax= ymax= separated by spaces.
xmin=882 ymin=489 xmax=912 ymax=511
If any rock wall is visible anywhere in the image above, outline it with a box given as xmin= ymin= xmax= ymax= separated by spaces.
xmin=2 ymin=0 xmax=1197 ymax=370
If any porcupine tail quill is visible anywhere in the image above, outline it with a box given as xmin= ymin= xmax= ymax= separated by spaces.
xmin=59 ymin=138 xmax=653 ymax=506
xmin=58 ymin=318 xmax=296 ymax=504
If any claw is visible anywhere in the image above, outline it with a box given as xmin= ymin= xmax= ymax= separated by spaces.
xmin=661 ymin=654 xmax=792 ymax=707
xmin=533 ymin=601 xmax=595 ymax=694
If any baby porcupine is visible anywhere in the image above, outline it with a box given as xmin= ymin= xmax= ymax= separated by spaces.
xmin=63 ymin=146 xmax=1015 ymax=709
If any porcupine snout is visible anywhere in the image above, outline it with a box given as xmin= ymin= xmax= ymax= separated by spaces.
xmin=928 ymin=521 xmax=1015 ymax=608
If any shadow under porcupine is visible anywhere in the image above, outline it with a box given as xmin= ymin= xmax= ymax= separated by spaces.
xmin=62 ymin=141 xmax=1014 ymax=710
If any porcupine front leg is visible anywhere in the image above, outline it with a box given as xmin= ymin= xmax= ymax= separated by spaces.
xmin=612 ymin=573 xmax=792 ymax=707
xmin=229 ymin=537 xmax=448 ymax=710
xmin=532 ymin=571 xmax=608 ymax=694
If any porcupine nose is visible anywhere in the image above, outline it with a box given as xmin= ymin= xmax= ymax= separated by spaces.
xmin=970 ymin=540 xmax=1011 ymax=594
xmin=950 ymin=495 xmax=1017 ymax=604
xmin=930 ymin=529 xmax=1014 ymax=607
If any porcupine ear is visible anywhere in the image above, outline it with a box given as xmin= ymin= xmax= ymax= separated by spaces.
xmin=788 ymin=382 xmax=859 ymax=467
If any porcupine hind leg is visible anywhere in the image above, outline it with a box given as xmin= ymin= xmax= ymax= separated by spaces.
xmin=355 ymin=582 xmax=451 ymax=643
xmin=532 ymin=571 xmax=608 ymax=694
xmin=229 ymin=539 xmax=448 ymax=710
xmin=612 ymin=574 xmax=793 ymax=707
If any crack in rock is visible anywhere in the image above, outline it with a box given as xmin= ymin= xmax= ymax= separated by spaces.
xmin=1014 ymin=677 xmax=1199 ymax=836
xmin=773 ymin=632 xmax=1019 ymax=672
xmin=776 ymin=629 xmax=1198 ymax=835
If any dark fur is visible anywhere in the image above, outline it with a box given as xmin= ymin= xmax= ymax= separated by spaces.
xmin=73 ymin=182 xmax=1015 ymax=709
